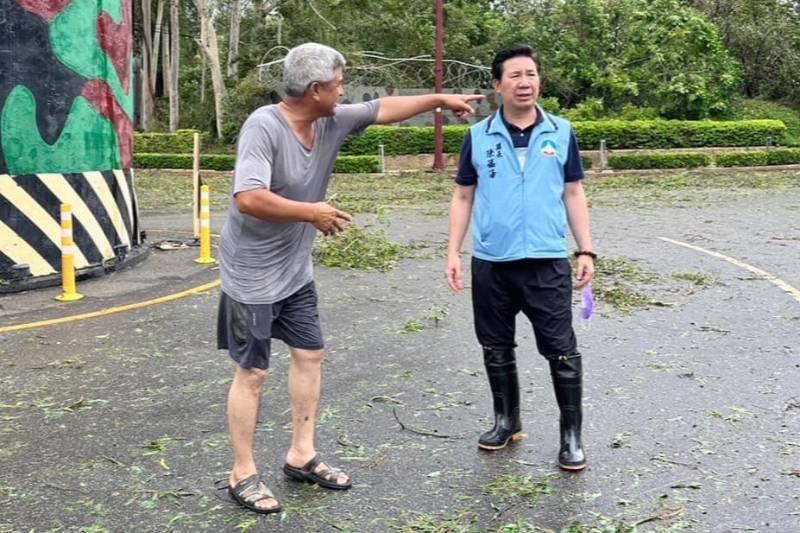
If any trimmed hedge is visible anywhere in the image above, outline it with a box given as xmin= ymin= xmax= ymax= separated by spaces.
xmin=715 ymin=148 xmax=800 ymax=167
xmin=340 ymin=125 xmax=469 ymax=156
xmin=138 ymin=120 xmax=787 ymax=157
xmin=134 ymin=129 xmax=207 ymax=153
xmin=134 ymin=153 xmax=234 ymax=171
xmin=581 ymin=156 xmax=592 ymax=170
xmin=338 ymin=120 xmax=787 ymax=155
xmin=609 ymin=153 xmax=711 ymax=170
xmin=714 ymin=152 xmax=769 ymax=167
xmin=333 ymin=155 xmax=380 ymax=173
xmin=766 ymin=148 xmax=800 ymax=165
xmin=574 ymin=120 xmax=786 ymax=149
xmin=134 ymin=153 xmax=380 ymax=173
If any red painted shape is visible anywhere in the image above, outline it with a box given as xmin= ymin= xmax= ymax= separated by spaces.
xmin=82 ymin=80 xmax=133 ymax=169
xmin=16 ymin=0 xmax=72 ymax=21
xmin=97 ymin=0 xmax=132 ymax=92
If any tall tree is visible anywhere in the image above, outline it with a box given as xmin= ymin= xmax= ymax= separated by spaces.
xmin=227 ymin=0 xmax=241 ymax=79
xmin=689 ymin=0 xmax=800 ymax=101
xmin=506 ymin=0 xmax=741 ymax=118
xmin=150 ymin=0 xmax=164 ymax=90
xmin=168 ymin=0 xmax=180 ymax=130
xmin=139 ymin=0 xmax=156 ymax=130
xmin=193 ymin=0 xmax=226 ymax=138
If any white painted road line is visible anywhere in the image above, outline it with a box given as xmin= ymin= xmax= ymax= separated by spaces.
xmin=659 ymin=236 xmax=800 ymax=305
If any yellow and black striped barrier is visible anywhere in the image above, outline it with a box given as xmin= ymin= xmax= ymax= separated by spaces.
xmin=0 ymin=169 xmax=142 ymax=286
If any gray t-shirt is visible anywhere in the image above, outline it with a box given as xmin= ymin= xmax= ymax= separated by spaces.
xmin=219 ymin=101 xmax=380 ymax=304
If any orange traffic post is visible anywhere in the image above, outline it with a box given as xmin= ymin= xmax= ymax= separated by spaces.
xmin=195 ymin=185 xmax=216 ymax=264
xmin=55 ymin=204 xmax=84 ymax=302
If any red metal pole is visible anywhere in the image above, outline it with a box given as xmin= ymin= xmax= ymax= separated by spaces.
xmin=433 ymin=0 xmax=445 ymax=171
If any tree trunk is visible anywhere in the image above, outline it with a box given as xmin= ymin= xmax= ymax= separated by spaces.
xmin=162 ymin=15 xmax=172 ymax=126
xmin=193 ymin=0 xmax=226 ymax=139
xmin=140 ymin=0 xmax=155 ymax=130
xmin=200 ymin=53 xmax=206 ymax=104
xmin=150 ymin=0 xmax=164 ymax=90
xmin=227 ymin=0 xmax=241 ymax=79
xmin=140 ymin=41 xmax=156 ymax=130
xmin=169 ymin=0 xmax=180 ymax=131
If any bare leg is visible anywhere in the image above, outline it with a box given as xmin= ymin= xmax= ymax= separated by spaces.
xmin=227 ymin=366 xmax=279 ymax=511
xmin=284 ymin=348 xmax=349 ymax=485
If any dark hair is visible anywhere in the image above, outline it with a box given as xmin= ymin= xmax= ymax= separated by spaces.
xmin=491 ymin=45 xmax=540 ymax=81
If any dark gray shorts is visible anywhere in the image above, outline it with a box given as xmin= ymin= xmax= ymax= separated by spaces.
xmin=217 ymin=282 xmax=324 ymax=370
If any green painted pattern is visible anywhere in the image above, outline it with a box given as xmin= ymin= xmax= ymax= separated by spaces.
xmin=2 ymin=86 xmax=120 ymax=175
xmin=50 ymin=0 xmax=133 ymax=120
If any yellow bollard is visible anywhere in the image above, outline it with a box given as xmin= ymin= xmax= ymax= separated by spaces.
xmin=195 ymin=185 xmax=216 ymax=264
xmin=55 ymin=204 xmax=84 ymax=302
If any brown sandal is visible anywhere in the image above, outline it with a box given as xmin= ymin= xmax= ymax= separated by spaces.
xmin=228 ymin=474 xmax=282 ymax=514
xmin=283 ymin=453 xmax=352 ymax=490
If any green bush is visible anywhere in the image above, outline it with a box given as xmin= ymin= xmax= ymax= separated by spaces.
xmin=134 ymin=129 xmax=204 ymax=153
xmin=562 ymin=98 xmax=606 ymax=121
xmin=766 ymin=148 xmax=800 ymax=165
xmin=339 ymin=120 xmax=787 ymax=156
xmin=608 ymin=153 xmax=711 ymax=170
xmin=715 ymin=152 xmax=769 ymax=167
xmin=340 ymin=125 xmax=470 ymax=156
xmin=538 ymin=96 xmax=562 ymax=115
xmin=134 ymin=153 xmax=378 ymax=173
xmin=728 ymin=99 xmax=800 ymax=146
xmin=616 ymin=104 xmax=660 ymax=121
xmin=581 ymin=156 xmax=592 ymax=170
xmin=333 ymin=155 xmax=380 ymax=173
xmin=573 ymin=120 xmax=786 ymax=150
xmin=134 ymin=153 xmax=235 ymax=171
xmin=715 ymin=148 xmax=800 ymax=167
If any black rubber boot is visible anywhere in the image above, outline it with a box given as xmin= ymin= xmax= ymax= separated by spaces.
xmin=549 ymin=355 xmax=586 ymax=470
xmin=478 ymin=347 xmax=523 ymax=450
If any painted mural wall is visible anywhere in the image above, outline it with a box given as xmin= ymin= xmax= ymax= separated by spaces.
xmin=0 ymin=0 xmax=140 ymax=284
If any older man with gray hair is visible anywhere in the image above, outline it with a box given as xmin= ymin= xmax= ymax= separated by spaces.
xmin=217 ymin=42 xmax=482 ymax=514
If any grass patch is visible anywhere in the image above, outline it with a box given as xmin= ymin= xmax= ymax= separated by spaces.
xmin=589 ymin=257 xmax=663 ymax=314
xmin=400 ymin=319 xmax=424 ymax=334
xmin=135 ymin=172 xmax=232 ymax=211
xmin=392 ymin=511 xmax=478 ymax=533
xmin=672 ymin=271 xmax=716 ymax=286
xmin=593 ymin=286 xmax=657 ymax=313
xmin=562 ymin=516 xmax=636 ymax=533
xmin=134 ymin=168 xmax=800 ymax=214
xmin=313 ymin=226 xmax=405 ymax=271
xmin=586 ymin=170 xmax=800 ymax=192
xmin=200 ymin=433 xmax=228 ymax=449
xmin=400 ymin=306 xmax=450 ymax=334
xmin=31 ymin=397 xmax=108 ymax=418
xmin=482 ymin=474 xmax=555 ymax=505
xmin=495 ymin=522 xmax=548 ymax=533
xmin=141 ymin=436 xmax=174 ymax=456
xmin=328 ymin=172 xmax=453 ymax=214
xmin=134 ymin=171 xmax=453 ymax=214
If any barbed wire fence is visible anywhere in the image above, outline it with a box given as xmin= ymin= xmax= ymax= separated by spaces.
xmin=256 ymin=50 xmax=492 ymax=90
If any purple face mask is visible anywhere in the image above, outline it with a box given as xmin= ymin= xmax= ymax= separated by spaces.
xmin=580 ymin=286 xmax=594 ymax=320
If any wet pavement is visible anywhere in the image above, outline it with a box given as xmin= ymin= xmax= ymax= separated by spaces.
xmin=1 ymin=184 xmax=799 ymax=532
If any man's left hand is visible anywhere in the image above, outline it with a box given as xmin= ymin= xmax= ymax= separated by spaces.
xmin=441 ymin=94 xmax=485 ymax=119
xmin=574 ymin=255 xmax=595 ymax=289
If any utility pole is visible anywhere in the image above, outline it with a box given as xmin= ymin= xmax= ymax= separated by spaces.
xmin=433 ymin=0 xmax=445 ymax=171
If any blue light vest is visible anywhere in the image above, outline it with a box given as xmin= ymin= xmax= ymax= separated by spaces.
xmin=469 ymin=107 xmax=573 ymax=261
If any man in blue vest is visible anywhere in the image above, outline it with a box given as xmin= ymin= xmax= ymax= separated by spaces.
xmin=446 ymin=45 xmax=595 ymax=471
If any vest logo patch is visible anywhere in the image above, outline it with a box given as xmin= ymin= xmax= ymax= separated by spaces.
xmin=540 ymin=139 xmax=558 ymax=157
